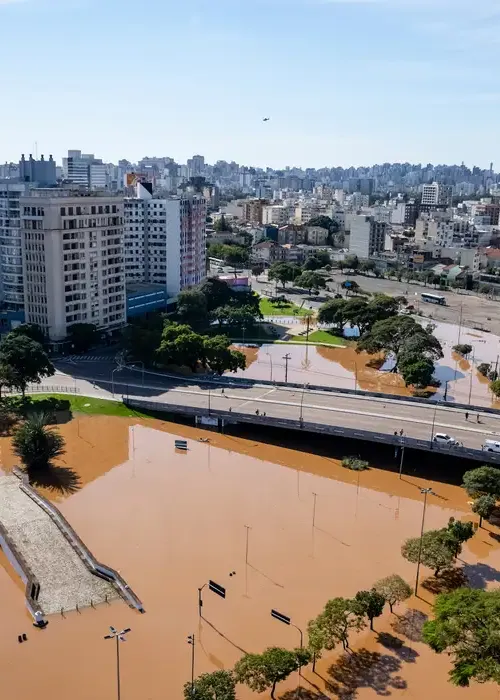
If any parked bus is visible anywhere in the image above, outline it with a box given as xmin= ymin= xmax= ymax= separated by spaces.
xmin=421 ymin=292 xmax=446 ymax=306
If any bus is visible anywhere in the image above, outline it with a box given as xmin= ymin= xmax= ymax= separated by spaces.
xmin=421 ymin=292 xmax=446 ymax=306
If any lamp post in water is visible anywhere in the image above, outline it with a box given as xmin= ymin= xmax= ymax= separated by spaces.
xmin=103 ymin=625 xmax=131 ymax=700
xmin=414 ymin=488 xmax=434 ymax=595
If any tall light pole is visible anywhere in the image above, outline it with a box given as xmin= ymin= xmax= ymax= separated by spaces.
xmin=187 ymin=634 xmax=195 ymax=696
xmin=414 ymin=487 xmax=434 ymax=595
xmin=468 ymin=346 xmax=476 ymax=405
xmin=103 ymin=626 xmax=131 ymax=700
xmin=271 ymin=610 xmax=304 ymax=679
xmin=111 ymin=367 xmax=121 ymax=397
xmin=429 ymin=404 xmax=438 ymax=449
xmin=266 ymin=352 xmax=273 ymax=381
xmin=398 ymin=436 xmax=405 ymax=479
xmin=299 ymin=383 xmax=307 ymax=424
xmin=283 ymin=353 xmax=291 ymax=383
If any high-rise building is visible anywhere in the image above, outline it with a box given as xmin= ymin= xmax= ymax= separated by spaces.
xmin=62 ymin=150 xmax=107 ymax=190
xmin=20 ymin=190 xmax=126 ymax=341
xmin=421 ymin=182 xmax=440 ymax=206
xmin=349 ymin=215 xmax=387 ymax=259
xmin=0 ymin=182 xmax=29 ymax=309
xmin=123 ymin=183 xmax=206 ymax=298
xmin=19 ymin=154 xmax=57 ymax=186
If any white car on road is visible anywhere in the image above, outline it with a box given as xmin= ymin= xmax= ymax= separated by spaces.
xmin=432 ymin=433 xmax=459 ymax=446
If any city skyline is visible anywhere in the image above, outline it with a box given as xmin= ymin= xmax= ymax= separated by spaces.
xmin=1 ymin=0 xmax=499 ymax=167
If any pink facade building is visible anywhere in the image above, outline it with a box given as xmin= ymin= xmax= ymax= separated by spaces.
xmin=180 ymin=194 xmax=206 ymax=288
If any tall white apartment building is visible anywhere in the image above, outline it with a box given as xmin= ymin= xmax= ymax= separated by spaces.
xmin=262 ymin=204 xmax=289 ymax=226
xmin=421 ymin=183 xmax=439 ymax=206
xmin=0 ymin=182 xmax=29 ymax=309
xmin=20 ymin=191 xmax=126 ymax=341
xmin=63 ymin=150 xmax=107 ymax=190
xmin=124 ymin=183 xmax=206 ymax=298
xmin=349 ymin=215 xmax=387 ymax=259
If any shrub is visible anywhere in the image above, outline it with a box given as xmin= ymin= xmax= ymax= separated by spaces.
xmin=342 ymin=456 xmax=369 ymax=471
xmin=452 ymin=343 xmax=472 ymax=357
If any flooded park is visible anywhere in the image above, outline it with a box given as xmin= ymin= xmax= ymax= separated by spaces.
xmin=234 ymin=318 xmax=500 ymax=407
xmin=1 ymin=414 xmax=500 ymax=699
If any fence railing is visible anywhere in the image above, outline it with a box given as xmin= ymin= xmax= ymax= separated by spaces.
xmin=3 ymin=385 xmax=81 ymax=395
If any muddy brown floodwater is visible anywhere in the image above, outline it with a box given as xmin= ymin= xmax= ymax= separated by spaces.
xmin=0 ymin=415 xmax=499 ymax=699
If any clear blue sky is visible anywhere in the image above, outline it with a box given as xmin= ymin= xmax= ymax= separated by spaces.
xmin=1 ymin=0 xmax=499 ymax=168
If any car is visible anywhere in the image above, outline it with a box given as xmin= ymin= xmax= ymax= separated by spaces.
xmin=482 ymin=439 xmax=500 ymax=453
xmin=432 ymin=433 xmax=458 ymax=446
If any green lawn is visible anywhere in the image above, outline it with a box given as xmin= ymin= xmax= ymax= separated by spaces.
xmin=30 ymin=394 xmax=150 ymax=418
xmin=259 ymin=297 xmax=311 ymax=317
xmin=289 ymin=330 xmax=345 ymax=346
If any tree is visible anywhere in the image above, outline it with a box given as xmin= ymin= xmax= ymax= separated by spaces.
xmin=343 ymin=254 xmax=359 ymax=270
xmin=318 ymin=298 xmax=348 ymax=330
xmin=374 ymin=574 xmax=412 ymax=613
xmin=67 ymin=323 xmax=99 ymax=352
xmin=422 ymin=588 xmax=500 ymax=687
xmin=444 ymin=518 xmax=474 ymax=558
xmin=0 ymin=363 xmax=18 ymax=398
xmin=12 ymin=411 xmax=65 ymax=472
xmin=176 ymin=289 xmax=209 ymax=330
xmin=453 ymin=343 xmax=473 ymax=357
xmin=156 ymin=322 xmax=205 ymax=372
xmin=10 ymin=323 xmax=46 ymax=346
xmin=268 ymin=262 xmax=298 ymax=288
xmin=341 ymin=279 xmax=361 ymax=296
xmin=199 ymin=278 xmax=233 ymax=312
xmin=308 ymin=597 xmax=365 ymax=654
xmin=0 ymin=333 xmax=54 ymax=395
xmin=212 ymin=305 xmax=257 ymax=332
xmin=478 ymin=362 xmax=491 ymax=377
xmin=184 ymin=670 xmax=236 ymax=700
xmin=401 ymin=529 xmax=455 ymax=577
xmin=359 ymin=260 xmax=376 ymax=274
xmin=123 ymin=316 xmax=163 ymax=365
xmin=307 ymin=215 xmax=339 ymax=237
xmin=295 ymin=271 xmax=326 ymax=294
xmin=203 ymin=335 xmax=246 ymax=374
xmin=357 ymin=316 xmax=443 ymax=370
xmin=303 ymin=251 xmax=331 ymax=270
xmin=490 ymin=379 xmax=500 ymax=397
xmin=234 ymin=647 xmax=308 ymax=699
xmin=462 ymin=466 xmax=500 ymax=499
xmin=225 ymin=247 xmax=249 ymax=268
xmin=213 ymin=214 xmax=232 ymax=232
xmin=351 ymin=589 xmax=385 ymax=630
xmin=399 ymin=356 xmax=435 ymax=387
xmin=472 ymin=494 xmax=496 ymax=527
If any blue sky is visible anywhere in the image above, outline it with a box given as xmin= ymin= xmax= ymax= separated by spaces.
xmin=1 ymin=0 xmax=499 ymax=168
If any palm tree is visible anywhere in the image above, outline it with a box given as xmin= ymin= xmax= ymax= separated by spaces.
xmin=12 ymin=411 xmax=65 ymax=471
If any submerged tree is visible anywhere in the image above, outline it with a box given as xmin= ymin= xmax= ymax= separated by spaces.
xmin=373 ymin=574 xmax=412 ymax=613
xmin=12 ymin=412 xmax=65 ymax=472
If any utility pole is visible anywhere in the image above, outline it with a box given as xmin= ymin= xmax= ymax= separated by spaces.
xmin=103 ymin=626 xmax=131 ymax=700
xmin=457 ymin=302 xmax=463 ymax=344
xmin=398 ymin=438 xmax=405 ymax=479
xmin=187 ymin=634 xmax=195 ymax=696
xmin=415 ymin=487 xmax=434 ymax=595
xmin=283 ymin=353 xmax=291 ymax=383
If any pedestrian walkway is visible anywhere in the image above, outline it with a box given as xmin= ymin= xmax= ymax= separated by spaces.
xmin=0 ymin=474 xmax=118 ymax=615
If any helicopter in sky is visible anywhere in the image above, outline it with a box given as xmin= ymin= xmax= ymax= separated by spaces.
xmin=263 ymin=117 xmax=270 ymax=122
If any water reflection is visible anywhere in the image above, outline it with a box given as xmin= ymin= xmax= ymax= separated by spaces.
xmin=0 ymin=416 xmax=498 ymax=700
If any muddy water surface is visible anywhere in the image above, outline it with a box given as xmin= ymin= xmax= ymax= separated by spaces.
xmin=0 ymin=415 xmax=499 ymax=699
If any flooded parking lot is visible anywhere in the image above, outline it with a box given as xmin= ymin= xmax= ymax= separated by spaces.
xmin=0 ymin=415 xmax=499 ymax=699
xmin=233 ymin=318 xmax=500 ymax=407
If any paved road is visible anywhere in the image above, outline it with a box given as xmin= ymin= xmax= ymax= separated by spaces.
xmin=252 ymin=273 xmax=500 ymax=335
xmin=45 ymin=362 xmax=500 ymax=451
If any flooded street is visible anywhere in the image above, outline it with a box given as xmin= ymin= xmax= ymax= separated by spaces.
xmin=233 ymin=318 xmax=500 ymax=406
xmin=0 ymin=415 xmax=499 ymax=698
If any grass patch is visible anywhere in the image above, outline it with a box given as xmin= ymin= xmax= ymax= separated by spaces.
xmin=30 ymin=394 xmax=150 ymax=418
xmin=259 ymin=297 xmax=310 ymax=317
xmin=291 ymin=330 xmax=344 ymax=346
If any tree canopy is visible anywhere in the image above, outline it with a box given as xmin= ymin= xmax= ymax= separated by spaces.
xmin=463 ymin=466 xmax=500 ymax=499
xmin=176 ymin=289 xmax=209 ymax=330
xmin=234 ymin=647 xmax=308 ymax=699
xmin=10 ymin=323 xmax=46 ymax=346
xmin=401 ymin=529 xmax=455 ymax=577
xmin=0 ymin=333 xmax=54 ymax=395
xmin=184 ymin=670 xmax=236 ymax=700
xmin=303 ymin=251 xmax=331 ymax=270
xmin=12 ymin=411 xmax=65 ymax=472
xmin=268 ymin=262 xmax=300 ymax=287
xmin=373 ymin=574 xmax=411 ymax=613
xmin=423 ymin=588 xmax=500 ymax=687
xmin=351 ymin=589 xmax=385 ymax=630
xmin=295 ymin=270 xmax=326 ymax=293
xmin=67 ymin=323 xmax=99 ymax=352
xmin=199 ymin=278 xmax=234 ymax=312
xmin=307 ymin=597 xmax=365 ymax=655
xmin=472 ymin=494 xmax=496 ymax=527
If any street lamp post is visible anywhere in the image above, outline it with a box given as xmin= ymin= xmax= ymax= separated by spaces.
xmin=266 ymin=352 xmax=273 ymax=381
xmin=283 ymin=353 xmax=291 ymax=383
xmin=299 ymin=383 xmax=307 ymax=424
xmin=414 ymin=487 xmax=434 ymax=595
xmin=398 ymin=437 xmax=405 ymax=479
xmin=103 ymin=626 xmax=131 ymax=700
xmin=271 ymin=610 xmax=304 ymax=677
xmin=468 ymin=347 xmax=476 ymax=405
xmin=429 ymin=404 xmax=438 ymax=449
xmin=187 ymin=634 xmax=195 ymax=696
xmin=111 ymin=367 xmax=121 ymax=397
